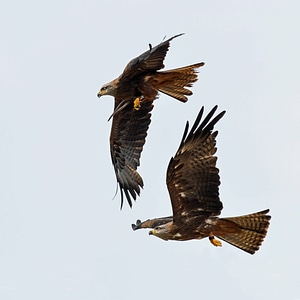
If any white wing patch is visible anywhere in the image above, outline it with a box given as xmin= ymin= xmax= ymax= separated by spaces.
xmin=205 ymin=218 xmax=218 ymax=225
xmin=174 ymin=233 xmax=182 ymax=238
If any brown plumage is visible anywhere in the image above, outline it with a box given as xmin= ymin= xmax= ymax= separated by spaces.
xmin=132 ymin=106 xmax=271 ymax=254
xmin=97 ymin=33 xmax=204 ymax=208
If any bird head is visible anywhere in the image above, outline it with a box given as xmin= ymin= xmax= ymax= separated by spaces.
xmin=149 ymin=224 xmax=171 ymax=241
xmin=97 ymin=81 xmax=116 ymax=98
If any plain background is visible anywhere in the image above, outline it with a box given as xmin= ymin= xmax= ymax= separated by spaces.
xmin=1 ymin=1 xmax=299 ymax=299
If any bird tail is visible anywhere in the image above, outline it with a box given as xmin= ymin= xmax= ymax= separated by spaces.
xmin=216 ymin=209 xmax=271 ymax=254
xmin=156 ymin=63 xmax=205 ymax=102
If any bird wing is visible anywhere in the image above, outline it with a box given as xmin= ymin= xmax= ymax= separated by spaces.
xmin=166 ymin=106 xmax=225 ymax=224
xmin=131 ymin=216 xmax=173 ymax=231
xmin=119 ymin=33 xmax=184 ymax=83
xmin=109 ymin=98 xmax=153 ymax=208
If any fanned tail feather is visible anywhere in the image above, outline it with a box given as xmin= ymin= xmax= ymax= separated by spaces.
xmin=157 ymin=63 xmax=205 ymax=102
xmin=217 ymin=209 xmax=271 ymax=255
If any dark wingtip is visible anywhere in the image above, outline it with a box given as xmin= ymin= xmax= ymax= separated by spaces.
xmin=167 ymin=33 xmax=185 ymax=42
xmin=132 ymin=220 xmax=141 ymax=231
xmin=173 ymin=33 xmax=185 ymax=38
xmin=160 ymin=33 xmax=185 ymax=44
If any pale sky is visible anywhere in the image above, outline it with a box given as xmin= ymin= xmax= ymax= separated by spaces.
xmin=1 ymin=1 xmax=300 ymax=299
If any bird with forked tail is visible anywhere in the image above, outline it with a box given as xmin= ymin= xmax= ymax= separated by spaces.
xmin=132 ymin=106 xmax=271 ymax=254
xmin=97 ymin=33 xmax=204 ymax=208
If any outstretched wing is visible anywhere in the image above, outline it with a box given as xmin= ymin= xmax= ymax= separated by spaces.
xmin=110 ymin=98 xmax=153 ymax=208
xmin=119 ymin=33 xmax=184 ymax=83
xmin=166 ymin=106 xmax=225 ymax=223
xmin=131 ymin=216 xmax=173 ymax=231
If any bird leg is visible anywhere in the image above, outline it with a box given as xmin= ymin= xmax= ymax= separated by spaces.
xmin=209 ymin=234 xmax=222 ymax=247
xmin=133 ymin=96 xmax=144 ymax=110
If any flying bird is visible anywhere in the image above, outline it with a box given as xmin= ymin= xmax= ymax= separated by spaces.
xmin=97 ymin=33 xmax=204 ymax=208
xmin=132 ymin=106 xmax=271 ymax=254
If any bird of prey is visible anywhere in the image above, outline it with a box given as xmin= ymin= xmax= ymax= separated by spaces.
xmin=132 ymin=106 xmax=271 ymax=254
xmin=97 ymin=33 xmax=204 ymax=208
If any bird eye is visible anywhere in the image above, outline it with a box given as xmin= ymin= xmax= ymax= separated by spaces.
xmin=101 ymin=86 xmax=107 ymax=91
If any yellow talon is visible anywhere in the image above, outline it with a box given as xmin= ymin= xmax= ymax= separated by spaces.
xmin=209 ymin=236 xmax=222 ymax=247
xmin=133 ymin=97 xmax=142 ymax=110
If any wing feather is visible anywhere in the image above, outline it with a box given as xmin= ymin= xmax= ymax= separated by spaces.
xmin=110 ymin=99 xmax=154 ymax=208
xmin=166 ymin=106 xmax=225 ymax=223
xmin=120 ymin=34 xmax=184 ymax=82
xmin=131 ymin=217 xmax=173 ymax=231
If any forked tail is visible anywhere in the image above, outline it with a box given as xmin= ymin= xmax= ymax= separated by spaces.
xmin=217 ymin=209 xmax=271 ymax=254
xmin=156 ymin=63 xmax=205 ymax=102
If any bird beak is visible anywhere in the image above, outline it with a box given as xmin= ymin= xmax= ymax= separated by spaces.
xmin=149 ymin=230 xmax=154 ymax=236
xmin=97 ymin=91 xmax=102 ymax=98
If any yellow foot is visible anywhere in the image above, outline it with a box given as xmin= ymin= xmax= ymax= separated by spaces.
xmin=209 ymin=236 xmax=222 ymax=247
xmin=133 ymin=96 xmax=143 ymax=110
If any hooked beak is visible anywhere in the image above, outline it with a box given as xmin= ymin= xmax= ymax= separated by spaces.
xmin=149 ymin=230 xmax=154 ymax=236
xmin=97 ymin=91 xmax=102 ymax=98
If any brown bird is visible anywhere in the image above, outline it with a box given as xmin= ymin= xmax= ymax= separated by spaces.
xmin=97 ymin=33 xmax=204 ymax=208
xmin=132 ymin=106 xmax=271 ymax=254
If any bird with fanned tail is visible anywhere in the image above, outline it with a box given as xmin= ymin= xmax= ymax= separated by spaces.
xmin=132 ymin=106 xmax=271 ymax=254
xmin=97 ymin=33 xmax=204 ymax=208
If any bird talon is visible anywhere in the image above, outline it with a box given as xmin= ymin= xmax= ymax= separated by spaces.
xmin=133 ymin=96 xmax=144 ymax=110
xmin=209 ymin=235 xmax=222 ymax=247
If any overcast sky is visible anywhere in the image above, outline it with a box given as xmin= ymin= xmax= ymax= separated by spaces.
xmin=1 ymin=1 xmax=300 ymax=299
